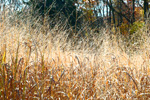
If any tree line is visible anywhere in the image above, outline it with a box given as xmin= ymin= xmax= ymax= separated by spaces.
xmin=0 ymin=0 xmax=149 ymax=35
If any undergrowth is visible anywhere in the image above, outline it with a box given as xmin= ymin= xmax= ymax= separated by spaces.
xmin=0 ymin=12 xmax=150 ymax=99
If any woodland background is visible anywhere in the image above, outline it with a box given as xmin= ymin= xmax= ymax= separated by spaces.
xmin=0 ymin=0 xmax=149 ymax=35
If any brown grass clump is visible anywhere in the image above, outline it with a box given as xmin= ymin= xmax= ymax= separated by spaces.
xmin=0 ymin=15 xmax=150 ymax=99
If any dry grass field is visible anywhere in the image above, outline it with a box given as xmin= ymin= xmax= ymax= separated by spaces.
xmin=0 ymin=16 xmax=150 ymax=99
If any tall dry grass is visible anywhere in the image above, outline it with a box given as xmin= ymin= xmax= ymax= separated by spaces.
xmin=0 ymin=12 xmax=150 ymax=99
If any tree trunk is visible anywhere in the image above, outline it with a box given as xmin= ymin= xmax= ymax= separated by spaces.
xmin=132 ymin=0 xmax=135 ymax=23
xmin=102 ymin=0 xmax=131 ymax=24
xmin=108 ymin=0 xmax=112 ymax=24
xmin=144 ymin=0 xmax=149 ymax=19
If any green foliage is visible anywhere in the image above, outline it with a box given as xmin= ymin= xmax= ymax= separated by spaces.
xmin=129 ymin=21 xmax=145 ymax=35
xmin=119 ymin=21 xmax=144 ymax=36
